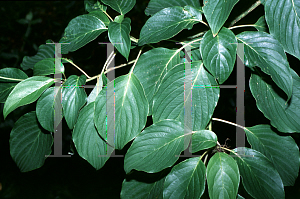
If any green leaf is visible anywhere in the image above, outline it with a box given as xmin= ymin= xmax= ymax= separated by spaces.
xmin=121 ymin=174 xmax=165 ymax=199
xmin=3 ymin=76 xmax=54 ymax=119
xmin=133 ymin=48 xmax=180 ymax=115
xmin=0 ymin=68 xmax=29 ymax=103
xmin=200 ymin=27 xmax=237 ymax=84
xmin=152 ymin=61 xmax=220 ymax=131
xmin=86 ymin=75 xmax=105 ymax=105
xmin=62 ymin=75 xmax=87 ymax=129
xmin=232 ymin=147 xmax=285 ymax=199
xmin=88 ymin=10 xmax=110 ymax=26
xmin=264 ymin=0 xmax=300 ymax=59
xmin=84 ymin=0 xmax=107 ymax=13
xmin=108 ymin=18 xmax=131 ymax=60
xmin=0 ymin=68 xmax=28 ymax=82
xmin=237 ymin=194 xmax=245 ymax=199
xmin=145 ymin=0 xmax=201 ymax=16
xmin=124 ymin=119 xmax=186 ymax=173
xmin=9 ymin=112 xmax=53 ymax=172
xmin=183 ymin=5 xmax=203 ymax=21
xmin=254 ymin=16 xmax=268 ymax=32
xmin=249 ymin=70 xmax=300 ymax=133
xmin=191 ymin=47 xmax=202 ymax=61
xmin=101 ymin=0 xmax=136 ymax=15
xmin=114 ymin=14 xmax=124 ymax=23
xmin=203 ymin=0 xmax=239 ymax=36
xmin=60 ymin=12 xmax=108 ymax=54
xmin=138 ymin=6 xmax=201 ymax=46
xmin=244 ymin=125 xmax=300 ymax=186
xmin=0 ymin=83 xmax=17 ymax=103
xmin=94 ymin=73 xmax=148 ymax=149
xmin=36 ymin=87 xmax=62 ymax=132
xmin=73 ymin=102 xmax=111 ymax=170
xmin=33 ymin=58 xmax=64 ymax=76
xmin=236 ymin=31 xmax=293 ymax=100
xmin=207 ymin=152 xmax=240 ymax=199
xmin=190 ymin=130 xmax=217 ymax=153
xmin=20 ymin=39 xmax=54 ymax=70
xmin=163 ymin=157 xmax=206 ymax=199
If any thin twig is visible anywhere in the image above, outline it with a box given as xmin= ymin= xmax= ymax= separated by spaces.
xmin=87 ymin=59 xmax=136 ymax=82
xmin=200 ymin=150 xmax=209 ymax=160
xmin=104 ymin=11 xmax=113 ymax=21
xmin=105 ymin=51 xmax=116 ymax=70
xmin=62 ymin=72 xmax=67 ymax=81
xmin=104 ymin=60 xmax=132 ymax=75
xmin=130 ymin=36 xmax=139 ymax=43
xmin=199 ymin=21 xmax=208 ymax=27
xmin=203 ymin=154 xmax=208 ymax=165
xmin=229 ymin=1 xmax=261 ymax=27
xmin=188 ymin=31 xmax=207 ymax=39
xmin=0 ymin=76 xmax=25 ymax=81
xmin=65 ymin=59 xmax=91 ymax=78
xmin=212 ymin=118 xmax=245 ymax=130
xmin=129 ymin=47 xmax=143 ymax=74
xmin=166 ymin=37 xmax=202 ymax=68
xmin=220 ymin=146 xmax=239 ymax=156
xmin=229 ymin=24 xmax=256 ymax=30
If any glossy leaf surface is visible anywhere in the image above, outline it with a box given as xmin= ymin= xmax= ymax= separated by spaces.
xmin=36 ymin=87 xmax=62 ymax=132
xmin=101 ymin=0 xmax=136 ymax=15
xmin=236 ymin=31 xmax=293 ymax=100
xmin=207 ymin=152 xmax=240 ymax=199
xmin=108 ymin=18 xmax=131 ymax=60
xmin=190 ymin=130 xmax=217 ymax=153
xmin=200 ymin=27 xmax=237 ymax=84
xmin=3 ymin=76 xmax=54 ymax=119
xmin=9 ymin=112 xmax=53 ymax=172
xmin=133 ymin=48 xmax=180 ymax=115
xmin=145 ymin=0 xmax=201 ymax=16
xmin=152 ymin=61 xmax=220 ymax=131
xmin=124 ymin=119 xmax=186 ymax=173
xmin=73 ymin=102 xmax=112 ymax=170
xmin=60 ymin=11 xmax=108 ymax=54
xmin=94 ymin=73 xmax=148 ymax=149
xmin=232 ymin=148 xmax=285 ymax=199
xmin=138 ymin=6 xmax=201 ymax=46
xmin=62 ymin=75 xmax=87 ymax=129
xmin=254 ymin=16 xmax=267 ymax=32
xmin=33 ymin=58 xmax=64 ymax=76
xmin=203 ymin=0 xmax=239 ymax=36
xmin=0 ymin=68 xmax=28 ymax=103
xmin=250 ymin=70 xmax=300 ymax=133
xmin=86 ymin=74 xmax=105 ymax=105
xmin=264 ymin=0 xmax=300 ymax=59
xmin=0 ymin=68 xmax=28 ymax=82
xmin=245 ymin=125 xmax=300 ymax=186
xmin=164 ymin=157 xmax=206 ymax=199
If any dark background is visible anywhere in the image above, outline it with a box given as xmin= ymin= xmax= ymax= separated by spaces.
xmin=0 ymin=1 xmax=299 ymax=198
